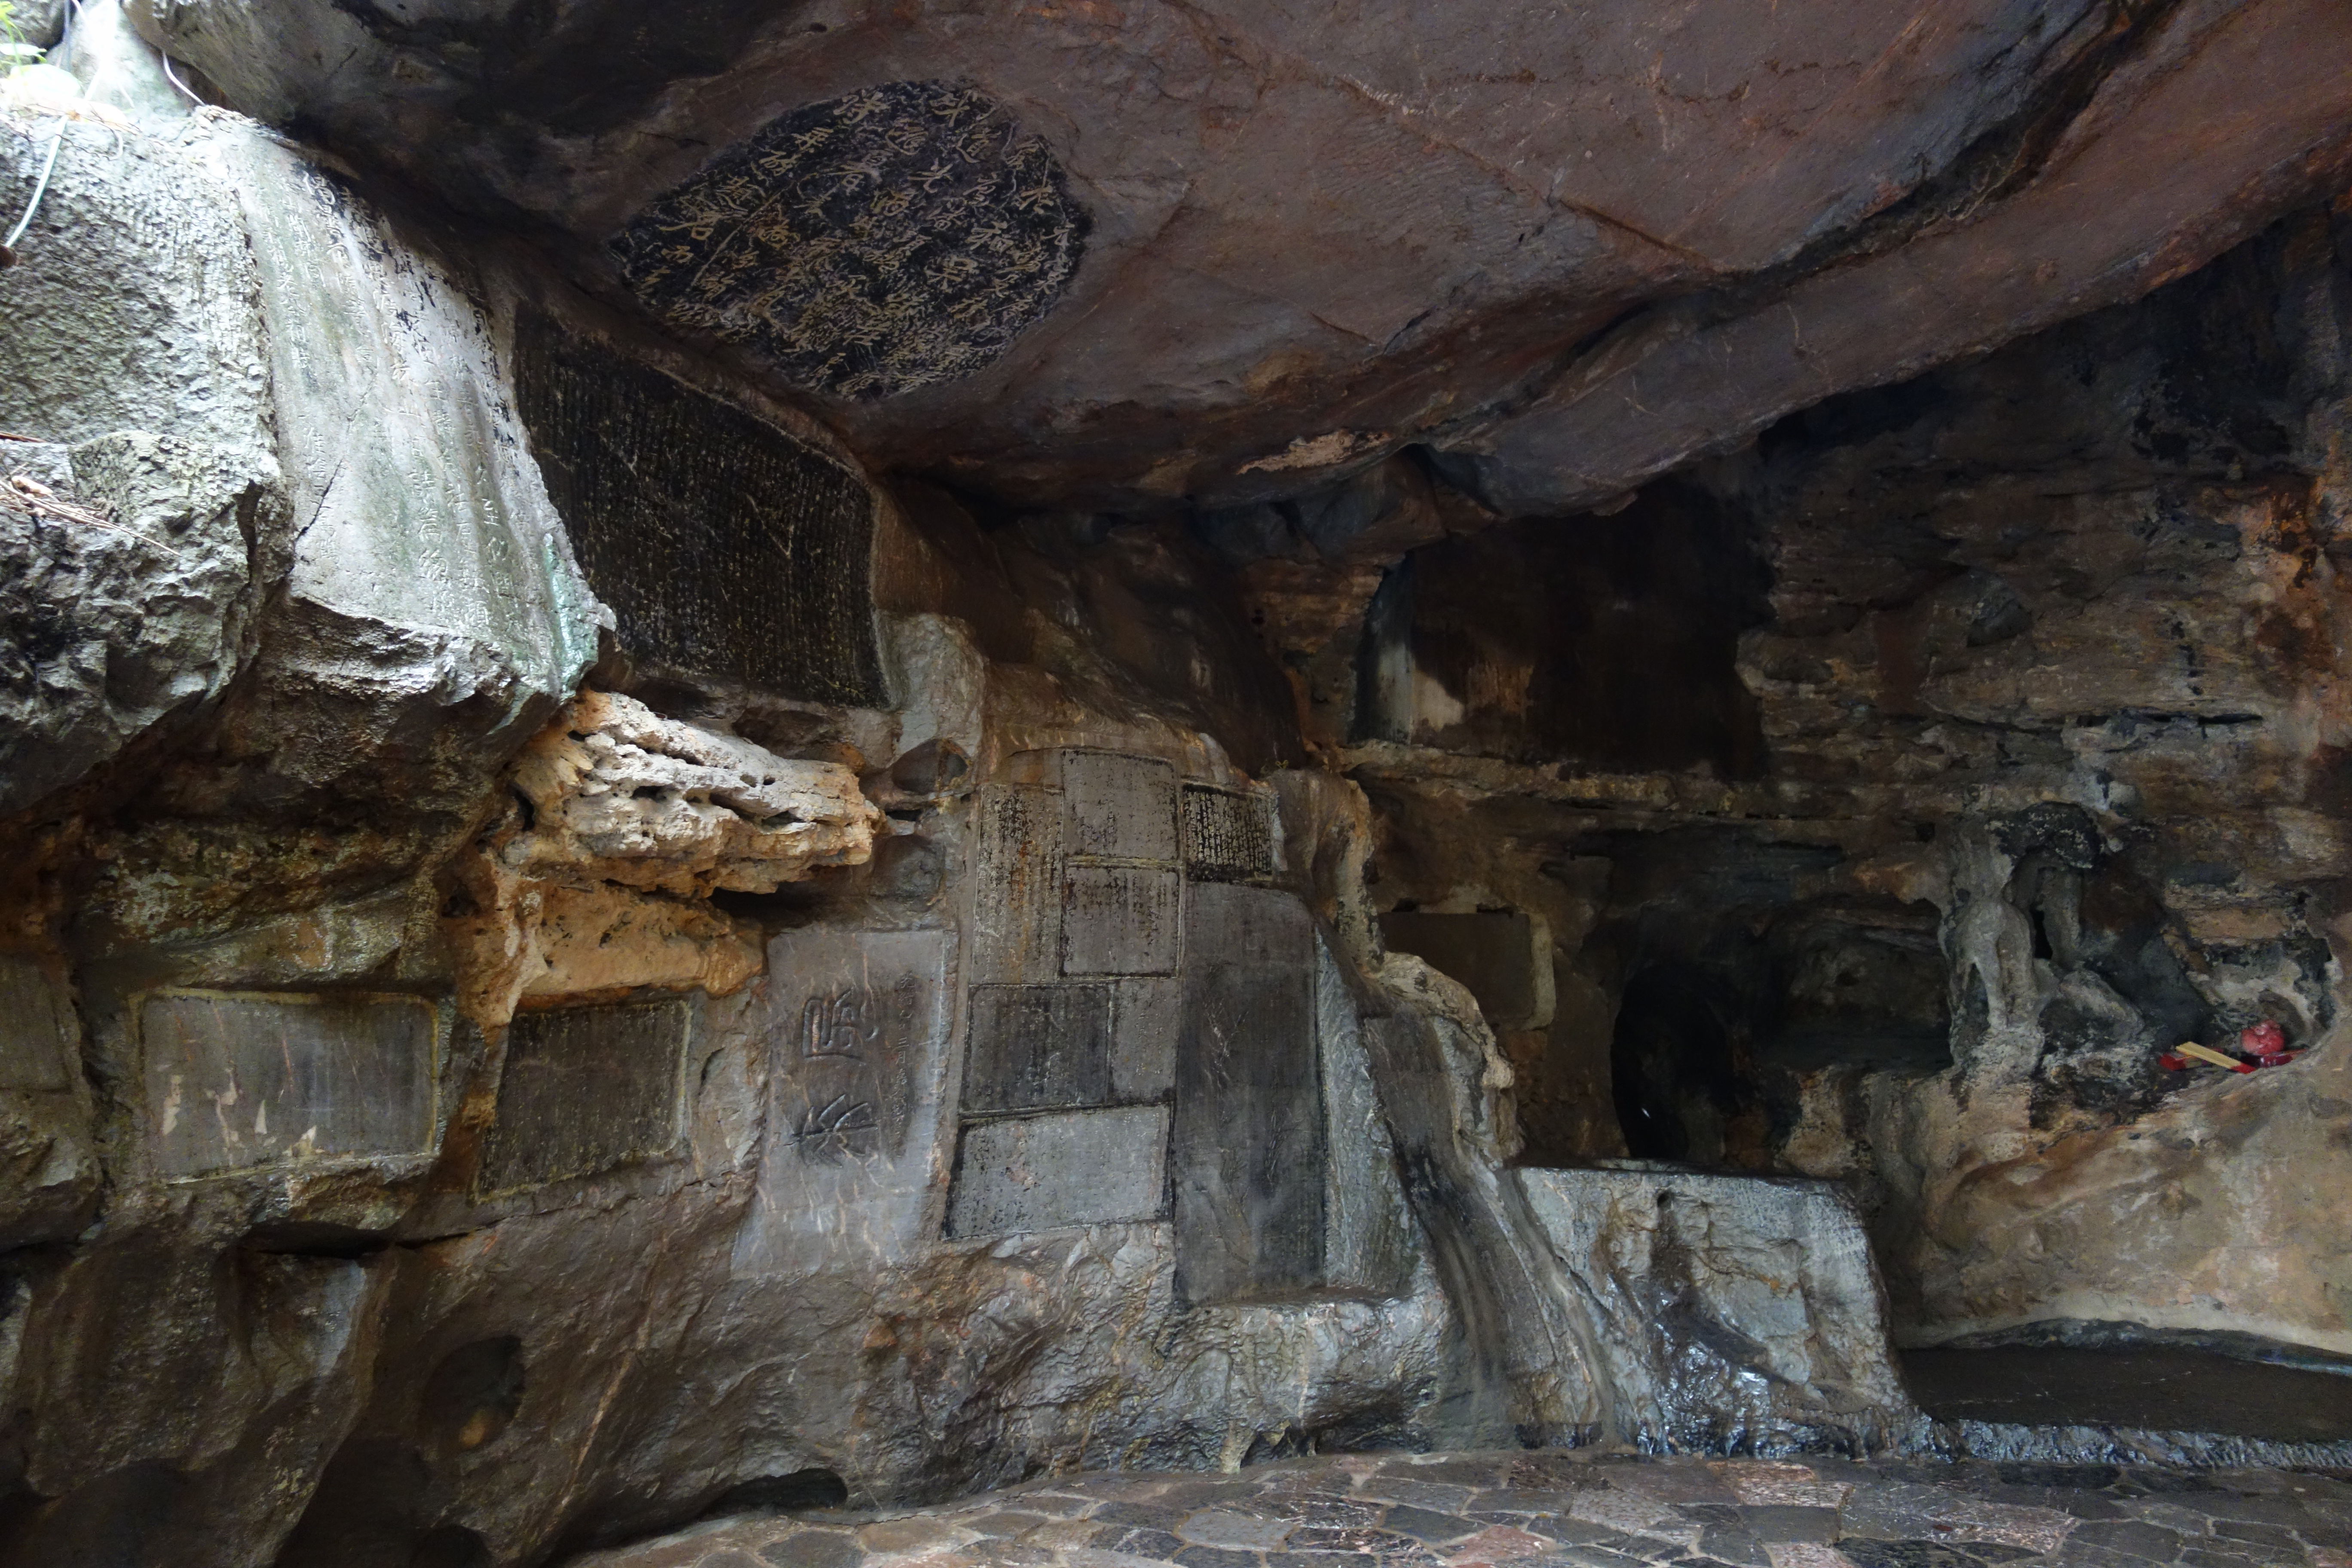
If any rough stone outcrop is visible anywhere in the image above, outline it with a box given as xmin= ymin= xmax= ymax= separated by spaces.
xmin=1517 ymin=1165 xmax=1917 ymax=1454
xmin=507 ymin=690 xmax=881 ymax=897
xmin=0 ymin=434 xmax=260 ymax=813
xmin=1344 ymin=199 xmax=2352 ymax=1369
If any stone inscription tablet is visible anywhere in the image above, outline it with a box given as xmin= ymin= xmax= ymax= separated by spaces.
xmin=963 ymin=984 xmax=1112 ymax=1115
xmin=1061 ymin=865 xmax=1180 ymax=976
xmin=1173 ymin=884 xmax=1326 ymax=1303
xmin=138 ymin=991 xmax=438 ymax=1179
xmin=782 ymin=969 xmax=920 ymax=1162
xmin=478 ymin=998 xmax=688 ymax=1193
xmin=740 ymin=929 xmax=950 ymax=1278
xmin=514 ymin=312 xmax=884 ymax=705
xmin=971 ymin=786 xmax=1064 ymax=982
xmin=947 ymin=1106 xmax=1169 ymax=1238
xmin=610 ymin=80 xmax=1089 ymax=403
xmin=1111 ymin=977 xmax=1181 ymax=1103
xmin=1181 ymin=785 xmax=1277 ymax=882
xmin=0 ymin=954 xmax=76 ymax=1093
xmin=1063 ymin=752 xmax=1177 ymax=861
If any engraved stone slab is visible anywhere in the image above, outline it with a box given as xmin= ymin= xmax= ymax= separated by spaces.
xmin=1062 ymin=752 xmax=1177 ymax=862
xmin=478 ymin=999 xmax=688 ymax=1193
xmin=1061 ymin=865 xmax=1180 ymax=976
xmin=610 ymin=80 xmax=1088 ymax=402
xmin=0 ymin=955 xmax=75 ymax=1092
xmin=138 ymin=991 xmax=438 ymax=1179
xmin=1182 ymin=784 xmax=1278 ymax=882
xmin=971 ymin=786 xmax=1064 ymax=983
xmin=946 ymin=1105 xmax=1169 ymax=1238
xmin=1111 ymin=977 xmax=1182 ymax=1102
xmin=1173 ymin=884 xmax=1325 ymax=1303
xmin=1187 ymin=877 xmax=1313 ymax=968
xmin=964 ymin=984 xmax=1112 ymax=1114
xmin=515 ymin=312 xmax=883 ymax=705
xmin=784 ymin=971 xmax=923 ymax=1161
xmin=739 ymin=929 xmax=952 ymax=1277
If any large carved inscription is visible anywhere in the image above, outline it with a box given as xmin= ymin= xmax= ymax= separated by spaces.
xmin=137 ymin=991 xmax=438 ymax=1179
xmin=782 ymin=973 xmax=918 ymax=1162
xmin=478 ymin=999 xmax=688 ymax=1192
xmin=610 ymin=80 xmax=1089 ymax=402
xmin=949 ymin=748 xmax=1355 ymax=1261
xmin=1172 ymin=883 xmax=1326 ymax=1303
xmin=514 ymin=313 xmax=884 ymax=704
xmin=741 ymin=929 xmax=949 ymax=1277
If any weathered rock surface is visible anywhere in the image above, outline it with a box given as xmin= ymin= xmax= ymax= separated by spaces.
xmin=0 ymin=433 xmax=260 ymax=812
xmin=1518 ymin=1165 xmax=1917 ymax=1454
xmin=1343 ymin=198 xmax=2352 ymax=1368
xmin=3 ymin=3 xmax=2350 ymax=1565
xmin=508 ymin=690 xmax=881 ymax=897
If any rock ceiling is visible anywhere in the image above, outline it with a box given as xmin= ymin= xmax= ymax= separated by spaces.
xmin=147 ymin=0 xmax=2352 ymax=513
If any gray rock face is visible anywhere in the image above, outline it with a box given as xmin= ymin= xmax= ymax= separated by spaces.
xmin=204 ymin=126 xmax=601 ymax=808
xmin=1517 ymin=1165 xmax=1918 ymax=1454
xmin=0 ymin=954 xmax=99 ymax=1246
xmin=0 ymin=431 xmax=260 ymax=811
xmin=0 ymin=94 xmax=279 ymax=813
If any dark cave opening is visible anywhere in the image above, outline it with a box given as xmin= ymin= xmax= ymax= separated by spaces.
xmin=1609 ymin=965 xmax=1746 ymax=1164
xmin=1354 ymin=481 xmax=1773 ymax=775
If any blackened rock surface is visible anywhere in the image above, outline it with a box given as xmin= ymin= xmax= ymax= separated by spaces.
xmin=610 ymin=81 xmax=1088 ymax=403
xmin=514 ymin=314 xmax=884 ymax=705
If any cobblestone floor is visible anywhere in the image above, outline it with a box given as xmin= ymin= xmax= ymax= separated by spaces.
xmin=572 ymin=1450 xmax=2352 ymax=1568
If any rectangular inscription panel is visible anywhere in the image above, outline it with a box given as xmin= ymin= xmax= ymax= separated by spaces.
xmin=740 ymin=929 xmax=951 ymax=1277
xmin=970 ymin=786 xmax=1064 ymax=982
xmin=0 ymin=955 xmax=75 ymax=1092
xmin=1063 ymin=752 xmax=1178 ymax=861
xmin=783 ymin=971 xmax=921 ymax=1160
xmin=964 ymin=984 xmax=1112 ymax=1114
xmin=1111 ymin=977 xmax=1181 ymax=1102
xmin=478 ymin=999 xmax=688 ymax=1192
xmin=1173 ymin=884 xmax=1325 ymax=1303
xmin=946 ymin=1105 xmax=1169 ymax=1238
xmin=138 ymin=990 xmax=438 ymax=1178
xmin=1061 ymin=865 xmax=1180 ymax=976
xmin=1181 ymin=785 xmax=1278 ymax=882
xmin=514 ymin=312 xmax=884 ymax=704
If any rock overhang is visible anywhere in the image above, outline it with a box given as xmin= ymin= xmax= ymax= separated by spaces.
xmin=131 ymin=0 xmax=2352 ymax=517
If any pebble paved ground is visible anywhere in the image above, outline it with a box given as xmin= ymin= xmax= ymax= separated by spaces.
xmin=572 ymin=1450 xmax=2352 ymax=1568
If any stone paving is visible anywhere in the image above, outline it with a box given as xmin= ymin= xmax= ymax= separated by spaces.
xmin=572 ymin=1450 xmax=2352 ymax=1568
